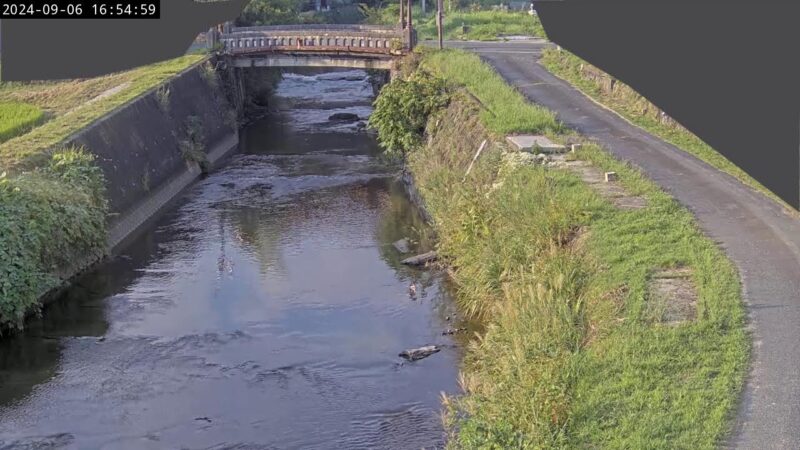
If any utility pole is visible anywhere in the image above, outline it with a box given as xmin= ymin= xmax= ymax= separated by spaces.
xmin=400 ymin=0 xmax=405 ymax=31
xmin=422 ymin=0 xmax=426 ymax=14
xmin=406 ymin=0 xmax=413 ymax=49
xmin=437 ymin=0 xmax=443 ymax=49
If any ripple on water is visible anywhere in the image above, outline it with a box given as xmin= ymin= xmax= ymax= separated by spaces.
xmin=0 ymin=68 xmax=459 ymax=449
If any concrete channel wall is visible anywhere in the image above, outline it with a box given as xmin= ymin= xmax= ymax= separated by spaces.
xmin=64 ymin=58 xmax=240 ymax=251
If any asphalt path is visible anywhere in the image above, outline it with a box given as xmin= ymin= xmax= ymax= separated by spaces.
xmin=439 ymin=39 xmax=800 ymax=449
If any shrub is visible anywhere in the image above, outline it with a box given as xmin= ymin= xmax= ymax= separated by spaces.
xmin=369 ymin=70 xmax=450 ymax=159
xmin=0 ymin=148 xmax=107 ymax=331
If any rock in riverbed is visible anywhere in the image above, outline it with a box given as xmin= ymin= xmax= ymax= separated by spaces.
xmin=442 ymin=328 xmax=467 ymax=336
xmin=328 ymin=112 xmax=360 ymax=122
xmin=393 ymin=238 xmax=410 ymax=253
xmin=399 ymin=345 xmax=440 ymax=361
xmin=401 ymin=251 xmax=437 ymax=266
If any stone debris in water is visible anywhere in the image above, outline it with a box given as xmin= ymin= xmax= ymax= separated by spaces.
xmin=401 ymin=251 xmax=437 ymax=266
xmin=393 ymin=238 xmax=410 ymax=253
xmin=399 ymin=345 xmax=440 ymax=361
xmin=328 ymin=112 xmax=361 ymax=122
xmin=442 ymin=328 xmax=467 ymax=336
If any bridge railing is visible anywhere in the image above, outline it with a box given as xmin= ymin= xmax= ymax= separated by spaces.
xmin=219 ymin=25 xmax=408 ymax=57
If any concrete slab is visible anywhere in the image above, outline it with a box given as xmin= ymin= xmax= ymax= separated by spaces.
xmin=548 ymin=157 xmax=647 ymax=210
xmin=506 ymin=134 xmax=566 ymax=153
xmin=647 ymin=267 xmax=697 ymax=325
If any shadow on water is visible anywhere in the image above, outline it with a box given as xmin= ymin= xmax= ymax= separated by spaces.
xmin=0 ymin=68 xmax=465 ymax=449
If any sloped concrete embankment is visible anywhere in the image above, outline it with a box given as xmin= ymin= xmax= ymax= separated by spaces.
xmin=64 ymin=59 xmax=240 ymax=252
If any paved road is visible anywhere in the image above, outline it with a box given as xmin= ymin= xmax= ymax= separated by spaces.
xmin=443 ymin=39 xmax=800 ymax=449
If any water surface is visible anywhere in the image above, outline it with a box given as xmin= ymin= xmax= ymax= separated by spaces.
xmin=0 ymin=69 xmax=464 ymax=449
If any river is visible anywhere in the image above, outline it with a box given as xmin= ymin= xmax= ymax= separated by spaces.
xmin=0 ymin=69 xmax=464 ymax=449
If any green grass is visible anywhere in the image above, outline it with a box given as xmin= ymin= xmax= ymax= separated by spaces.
xmin=416 ymin=10 xmax=545 ymax=41
xmin=363 ymin=6 xmax=544 ymax=41
xmin=421 ymin=48 xmax=562 ymax=135
xmin=384 ymin=49 xmax=748 ymax=448
xmin=0 ymin=54 xmax=206 ymax=172
xmin=540 ymin=48 xmax=790 ymax=211
xmin=0 ymin=102 xmax=45 ymax=143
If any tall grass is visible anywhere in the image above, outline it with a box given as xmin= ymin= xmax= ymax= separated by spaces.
xmin=387 ymin=50 xmax=749 ymax=448
xmin=0 ymin=102 xmax=45 ymax=143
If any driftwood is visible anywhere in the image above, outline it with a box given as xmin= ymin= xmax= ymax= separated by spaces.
xmin=462 ymin=139 xmax=488 ymax=182
xmin=399 ymin=345 xmax=440 ymax=361
xmin=401 ymin=251 xmax=437 ymax=266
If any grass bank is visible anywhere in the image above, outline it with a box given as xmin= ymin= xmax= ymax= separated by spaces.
xmin=540 ymin=48 xmax=787 ymax=209
xmin=373 ymin=49 xmax=748 ymax=448
xmin=0 ymin=54 xmax=206 ymax=331
xmin=0 ymin=54 xmax=206 ymax=172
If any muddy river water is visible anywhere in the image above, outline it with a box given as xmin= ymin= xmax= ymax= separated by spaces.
xmin=0 ymin=70 xmax=464 ymax=449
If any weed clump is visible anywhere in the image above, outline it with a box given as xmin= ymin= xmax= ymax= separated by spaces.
xmin=155 ymin=84 xmax=171 ymax=112
xmin=200 ymin=61 xmax=220 ymax=90
xmin=369 ymin=70 xmax=450 ymax=159
xmin=0 ymin=148 xmax=107 ymax=331
xmin=179 ymin=115 xmax=209 ymax=173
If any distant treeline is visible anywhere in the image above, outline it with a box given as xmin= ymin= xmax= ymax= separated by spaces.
xmin=236 ymin=0 xmax=532 ymax=26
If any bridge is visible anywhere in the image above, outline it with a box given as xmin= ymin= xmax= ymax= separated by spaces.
xmin=214 ymin=23 xmax=415 ymax=71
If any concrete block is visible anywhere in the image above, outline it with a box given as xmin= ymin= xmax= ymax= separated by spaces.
xmin=506 ymin=135 xmax=566 ymax=154
xmin=604 ymin=171 xmax=618 ymax=182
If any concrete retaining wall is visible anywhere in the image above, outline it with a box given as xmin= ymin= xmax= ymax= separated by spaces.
xmin=65 ymin=59 xmax=239 ymax=250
